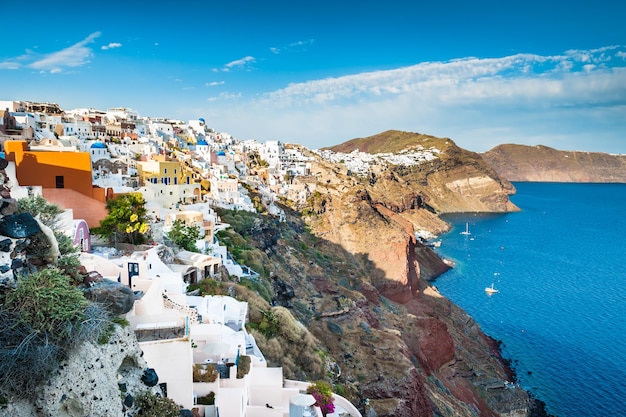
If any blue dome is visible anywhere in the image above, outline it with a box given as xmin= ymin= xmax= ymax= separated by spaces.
xmin=90 ymin=142 xmax=107 ymax=149
xmin=197 ymin=139 xmax=208 ymax=146
xmin=217 ymin=151 xmax=226 ymax=156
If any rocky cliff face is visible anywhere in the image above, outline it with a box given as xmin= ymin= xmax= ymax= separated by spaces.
xmin=239 ymin=210 xmax=532 ymax=416
xmin=481 ymin=144 xmax=626 ymax=182
xmin=230 ymin=131 xmax=537 ymax=416
xmin=2 ymin=327 xmax=156 ymax=417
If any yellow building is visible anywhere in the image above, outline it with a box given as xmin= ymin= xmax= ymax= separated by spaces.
xmin=137 ymin=158 xmax=200 ymax=209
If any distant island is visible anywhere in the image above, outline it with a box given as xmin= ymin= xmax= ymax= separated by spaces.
xmin=481 ymin=144 xmax=626 ymax=183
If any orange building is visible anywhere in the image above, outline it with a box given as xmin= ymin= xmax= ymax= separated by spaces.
xmin=4 ymin=140 xmax=108 ymax=227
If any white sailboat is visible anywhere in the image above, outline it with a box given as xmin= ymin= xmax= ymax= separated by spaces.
xmin=485 ymin=283 xmax=499 ymax=294
xmin=460 ymin=222 xmax=471 ymax=235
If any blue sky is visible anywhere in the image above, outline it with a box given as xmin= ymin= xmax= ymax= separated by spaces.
xmin=2 ymin=0 xmax=625 ymax=153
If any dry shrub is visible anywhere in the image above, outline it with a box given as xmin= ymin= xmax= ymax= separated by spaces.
xmin=251 ymin=329 xmax=284 ymax=362
xmin=235 ymin=286 xmax=326 ymax=381
xmin=192 ymin=363 xmax=218 ymax=383
xmin=234 ymin=285 xmax=270 ymax=324
xmin=236 ymin=355 xmax=251 ymax=378
xmin=294 ymin=346 xmax=324 ymax=377
xmin=280 ymin=356 xmax=298 ymax=379
xmin=273 ymin=306 xmax=302 ymax=343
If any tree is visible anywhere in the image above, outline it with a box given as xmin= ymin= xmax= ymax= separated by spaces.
xmin=92 ymin=193 xmax=151 ymax=245
xmin=166 ymin=219 xmax=203 ymax=252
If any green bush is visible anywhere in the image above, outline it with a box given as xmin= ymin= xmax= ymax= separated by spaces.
xmin=135 ymin=391 xmax=182 ymax=417
xmin=250 ymin=309 xmax=280 ymax=338
xmin=239 ymin=277 xmax=272 ymax=303
xmin=196 ymin=391 xmax=215 ymax=405
xmin=56 ymin=253 xmax=83 ymax=285
xmin=193 ymin=278 xmax=227 ymax=296
xmin=0 ymin=277 xmax=118 ymax=399
xmin=112 ymin=315 xmax=130 ymax=327
xmin=55 ymin=231 xmax=79 ymax=256
xmin=334 ymin=383 xmax=346 ymax=396
xmin=16 ymin=195 xmax=62 ymax=227
xmin=5 ymin=268 xmax=88 ymax=341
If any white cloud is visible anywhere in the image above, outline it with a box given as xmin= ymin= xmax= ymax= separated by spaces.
xmin=223 ymin=56 xmax=255 ymax=72
xmin=101 ymin=42 xmax=122 ymax=50
xmin=0 ymin=61 xmax=20 ymax=70
xmin=205 ymin=81 xmax=225 ymax=87
xmin=207 ymin=92 xmax=241 ymax=102
xmin=203 ymin=46 xmax=626 ymax=153
xmin=288 ymin=39 xmax=314 ymax=50
xmin=257 ymin=48 xmax=626 ymax=109
xmin=28 ymin=32 xmax=101 ymax=73
xmin=270 ymin=39 xmax=314 ymax=56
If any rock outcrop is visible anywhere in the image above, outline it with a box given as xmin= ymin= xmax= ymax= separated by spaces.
xmin=481 ymin=144 xmax=626 ymax=182
xmin=82 ymin=278 xmax=136 ymax=314
xmin=2 ymin=326 xmax=159 ymax=417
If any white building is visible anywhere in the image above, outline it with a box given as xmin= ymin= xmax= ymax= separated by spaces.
xmin=106 ymin=107 xmax=139 ymax=122
xmin=83 ymin=245 xmax=359 ymax=417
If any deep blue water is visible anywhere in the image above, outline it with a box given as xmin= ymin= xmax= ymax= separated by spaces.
xmin=433 ymin=182 xmax=626 ymax=417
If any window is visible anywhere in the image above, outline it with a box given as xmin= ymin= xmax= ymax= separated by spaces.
xmin=55 ymin=176 xmax=64 ymax=188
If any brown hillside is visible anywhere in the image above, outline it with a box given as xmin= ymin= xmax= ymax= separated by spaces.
xmin=214 ymin=127 xmax=540 ymax=416
xmin=318 ymin=130 xmax=519 ymax=214
xmin=482 ymin=144 xmax=626 ymax=182
xmin=325 ymin=129 xmax=455 ymax=154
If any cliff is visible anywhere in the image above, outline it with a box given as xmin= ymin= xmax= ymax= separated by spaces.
xmin=481 ymin=144 xmax=626 ymax=182
xmin=322 ymin=130 xmax=519 ymax=214
xmin=220 ymin=131 xmax=538 ymax=416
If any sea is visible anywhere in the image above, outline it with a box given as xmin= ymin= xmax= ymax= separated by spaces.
xmin=432 ymin=182 xmax=626 ymax=417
